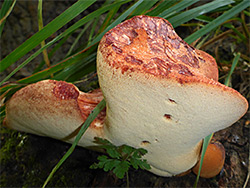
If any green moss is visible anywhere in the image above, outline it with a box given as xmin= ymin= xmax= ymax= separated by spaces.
xmin=0 ymin=127 xmax=27 ymax=164
xmin=0 ymin=127 xmax=28 ymax=186
xmin=0 ymin=127 xmax=50 ymax=186
xmin=0 ymin=125 xmax=96 ymax=187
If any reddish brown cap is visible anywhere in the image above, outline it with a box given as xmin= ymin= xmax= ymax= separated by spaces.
xmin=98 ymin=15 xmax=218 ymax=81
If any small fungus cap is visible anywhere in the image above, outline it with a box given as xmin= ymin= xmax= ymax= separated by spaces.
xmin=192 ymin=141 xmax=226 ymax=178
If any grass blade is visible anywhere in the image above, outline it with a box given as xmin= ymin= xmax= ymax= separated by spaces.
xmin=185 ymin=0 xmax=250 ymax=44
xmin=87 ymin=18 xmax=99 ymax=45
xmin=195 ymin=15 xmax=214 ymax=23
xmin=131 ymin=0 xmax=159 ymax=16
xmin=194 ymin=134 xmax=213 ymax=188
xmin=146 ymin=0 xmax=178 ymax=16
xmin=38 ymin=0 xmax=51 ymax=69
xmin=54 ymin=51 xmax=97 ymax=81
xmin=241 ymin=11 xmax=250 ymax=38
xmin=88 ymin=0 xmax=144 ymax=47
xmin=224 ymin=52 xmax=241 ymax=87
xmin=0 ymin=0 xmax=16 ymax=38
xmin=66 ymin=60 xmax=96 ymax=82
xmin=158 ymin=0 xmax=200 ymax=19
xmin=98 ymin=2 xmax=121 ymax=34
xmin=0 ymin=0 xmax=15 ymax=24
xmin=42 ymin=99 xmax=106 ymax=188
xmin=33 ymin=34 xmax=70 ymax=74
xmin=0 ymin=1 xmax=130 ymax=85
xmin=17 ymin=45 xmax=97 ymax=84
xmin=0 ymin=0 xmax=96 ymax=73
xmin=224 ymin=23 xmax=247 ymax=43
xmin=65 ymin=21 xmax=92 ymax=57
xmin=169 ymin=0 xmax=234 ymax=28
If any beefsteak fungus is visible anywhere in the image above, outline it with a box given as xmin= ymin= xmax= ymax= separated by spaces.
xmin=4 ymin=15 xmax=248 ymax=177
xmin=96 ymin=15 xmax=248 ymax=176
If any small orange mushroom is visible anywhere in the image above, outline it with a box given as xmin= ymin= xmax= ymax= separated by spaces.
xmin=192 ymin=141 xmax=225 ymax=178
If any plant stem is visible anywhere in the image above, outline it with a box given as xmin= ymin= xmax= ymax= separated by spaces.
xmin=0 ymin=0 xmax=16 ymax=25
xmin=38 ymin=0 xmax=51 ymax=75
xmin=126 ymin=171 xmax=129 ymax=188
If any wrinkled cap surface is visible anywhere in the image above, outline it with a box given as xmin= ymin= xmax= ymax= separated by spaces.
xmin=99 ymin=15 xmax=219 ymax=81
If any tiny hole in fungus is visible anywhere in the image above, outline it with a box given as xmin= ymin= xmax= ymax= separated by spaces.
xmin=168 ymin=98 xmax=176 ymax=103
xmin=141 ymin=140 xmax=151 ymax=146
xmin=164 ymin=114 xmax=172 ymax=120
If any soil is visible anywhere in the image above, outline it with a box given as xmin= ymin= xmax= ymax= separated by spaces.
xmin=1 ymin=1 xmax=249 ymax=187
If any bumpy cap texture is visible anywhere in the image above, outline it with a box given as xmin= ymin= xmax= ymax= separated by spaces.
xmin=99 ymin=15 xmax=219 ymax=82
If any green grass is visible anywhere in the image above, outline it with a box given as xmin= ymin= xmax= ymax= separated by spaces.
xmin=1 ymin=0 xmax=249 ymax=187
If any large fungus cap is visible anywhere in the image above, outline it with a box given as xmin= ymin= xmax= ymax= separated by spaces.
xmin=97 ymin=15 xmax=248 ymax=176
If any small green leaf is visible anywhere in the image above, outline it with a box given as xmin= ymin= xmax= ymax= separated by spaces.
xmin=99 ymin=144 xmax=114 ymax=150
xmin=93 ymin=137 xmax=121 ymax=159
xmin=122 ymin=145 xmax=134 ymax=155
xmin=113 ymin=161 xmax=130 ymax=179
xmin=132 ymin=151 xmax=141 ymax=158
xmin=90 ymin=155 xmax=109 ymax=169
xmin=138 ymin=159 xmax=151 ymax=170
xmin=130 ymin=158 xmax=151 ymax=170
xmin=97 ymin=155 xmax=108 ymax=162
xmin=130 ymin=158 xmax=139 ymax=169
xmin=89 ymin=163 xmax=99 ymax=169
xmin=93 ymin=137 xmax=112 ymax=145
xmin=132 ymin=148 xmax=147 ymax=158
xmin=106 ymin=148 xmax=121 ymax=159
xmin=90 ymin=138 xmax=150 ymax=180
xmin=94 ymin=160 xmax=106 ymax=169
xmin=104 ymin=159 xmax=120 ymax=172
xmin=137 ymin=148 xmax=148 ymax=156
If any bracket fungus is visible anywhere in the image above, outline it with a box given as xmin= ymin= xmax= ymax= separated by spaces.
xmin=4 ymin=15 xmax=248 ymax=177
